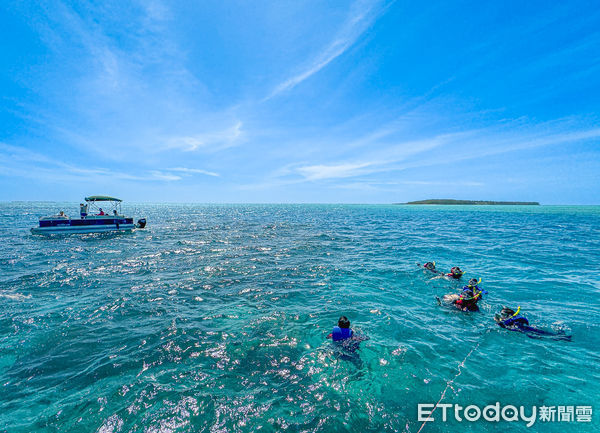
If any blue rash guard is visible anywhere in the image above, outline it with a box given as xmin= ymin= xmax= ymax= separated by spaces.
xmin=497 ymin=315 xmax=571 ymax=341
xmin=500 ymin=315 xmax=529 ymax=328
xmin=462 ymin=285 xmax=483 ymax=297
xmin=331 ymin=326 xmax=353 ymax=342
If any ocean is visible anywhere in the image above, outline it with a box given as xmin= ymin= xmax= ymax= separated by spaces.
xmin=1 ymin=203 xmax=599 ymax=432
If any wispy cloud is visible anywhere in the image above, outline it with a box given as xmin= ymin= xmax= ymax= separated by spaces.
xmin=293 ymin=134 xmax=453 ymax=181
xmin=332 ymin=179 xmax=485 ymax=191
xmin=296 ymin=162 xmax=373 ymax=181
xmin=268 ymin=124 xmax=600 ymax=184
xmin=17 ymin=0 xmax=218 ymax=160
xmin=164 ymin=122 xmax=243 ymax=152
xmin=168 ymin=167 xmax=220 ymax=177
xmin=266 ymin=0 xmax=385 ymax=99
xmin=397 ymin=180 xmax=484 ymax=186
xmin=148 ymin=171 xmax=182 ymax=181
xmin=0 ymin=143 xmax=182 ymax=183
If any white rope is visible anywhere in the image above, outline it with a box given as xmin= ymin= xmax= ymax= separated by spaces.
xmin=415 ymin=329 xmax=490 ymax=433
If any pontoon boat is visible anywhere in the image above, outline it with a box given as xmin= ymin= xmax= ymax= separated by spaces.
xmin=31 ymin=196 xmax=146 ymax=234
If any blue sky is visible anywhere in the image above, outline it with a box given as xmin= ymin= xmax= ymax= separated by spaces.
xmin=1 ymin=0 xmax=599 ymax=204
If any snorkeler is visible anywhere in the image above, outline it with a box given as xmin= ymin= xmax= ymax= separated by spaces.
xmin=327 ymin=316 xmax=354 ymax=341
xmin=439 ymin=278 xmax=486 ymax=311
xmin=430 ymin=265 xmax=464 ymax=280
xmin=419 ymin=263 xmax=465 ymax=279
xmin=418 ymin=261 xmax=440 ymax=274
xmin=327 ymin=315 xmax=369 ymax=362
xmin=446 ymin=266 xmax=464 ymax=279
xmin=495 ymin=307 xmax=571 ymax=341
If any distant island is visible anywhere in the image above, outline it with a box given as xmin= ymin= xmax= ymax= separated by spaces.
xmin=404 ymin=199 xmax=540 ymax=205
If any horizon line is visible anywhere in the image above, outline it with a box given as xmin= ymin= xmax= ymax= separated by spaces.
xmin=3 ymin=200 xmax=600 ymax=206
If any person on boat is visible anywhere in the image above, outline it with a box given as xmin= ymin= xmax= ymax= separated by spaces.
xmin=113 ymin=209 xmax=118 ymax=216
xmin=80 ymin=203 xmax=88 ymax=218
xmin=98 ymin=208 xmax=105 ymax=216
xmin=59 ymin=211 xmax=66 ymax=217
xmin=440 ymin=278 xmax=485 ymax=311
xmin=495 ymin=307 xmax=571 ymax=341
xmin=327 ymin=316 xmax=353 ymax=341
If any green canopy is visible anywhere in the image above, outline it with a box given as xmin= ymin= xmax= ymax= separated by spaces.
xmin=84 ymin=196 xmax=122 ymax=202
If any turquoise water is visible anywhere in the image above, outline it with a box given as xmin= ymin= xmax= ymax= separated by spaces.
xmin=1 ymin=203 xmax=599 ymax=432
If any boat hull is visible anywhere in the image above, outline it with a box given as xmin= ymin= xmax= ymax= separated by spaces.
xmin=31 ymin=216 xmax=138 ymax=234
xmin=31 ymin=224 xmax=136 ymax=234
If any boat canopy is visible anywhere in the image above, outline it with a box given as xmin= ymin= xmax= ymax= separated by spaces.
xmin=85 ymin=196 xmax=122 ymax=202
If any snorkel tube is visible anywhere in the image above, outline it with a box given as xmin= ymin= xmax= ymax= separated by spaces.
xmin=468 ymin=278 xmax=482 ymax=288
xmin=462 ymin=278 xmax=485 ymax=301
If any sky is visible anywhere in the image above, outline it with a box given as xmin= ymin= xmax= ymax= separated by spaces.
xmin=1 ymin=0 xmax=599 ymax=204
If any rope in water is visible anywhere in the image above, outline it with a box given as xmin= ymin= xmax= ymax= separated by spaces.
xmin=415 ymin=329 xmax=490 ymax=433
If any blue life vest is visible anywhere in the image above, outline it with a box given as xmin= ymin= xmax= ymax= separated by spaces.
xmin=462 ymin=285 xmax=486 ymax=298
xmin=502 ymin=315 xmax=529 ymax=327
xmin=331 ymin=326 xmax=353 ymax=341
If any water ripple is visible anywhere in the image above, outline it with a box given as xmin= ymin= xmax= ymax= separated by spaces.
xmin=1 ymin=203 xmax=599 ymax=432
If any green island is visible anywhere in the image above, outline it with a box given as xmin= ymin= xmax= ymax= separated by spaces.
xmin=403 ymin=199 xmax=540 ymax=205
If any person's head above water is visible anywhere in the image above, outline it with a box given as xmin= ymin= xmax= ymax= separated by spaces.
xmin=500 ymin=307 xmax=515 ymax=316
xmin=338 ymin=316 xmax=350 ymax=329
xmin=449 ymin=266 xmax=463 ymax=278
xmin=500 ymin=307 xmax=518 ymax=317
xmin=468 ymin=278 xmax=480 ymax=287
xmin=424 ymin=262 xmax=436 ymax=270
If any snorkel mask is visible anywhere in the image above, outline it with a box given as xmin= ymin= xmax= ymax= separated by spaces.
xmin=500 ymin=306 xmax=520 ymax=318
xmin=451 ymin=267 xmax=463 ymax=277
xmin=468 ymin=278 xmax=481 ymax=288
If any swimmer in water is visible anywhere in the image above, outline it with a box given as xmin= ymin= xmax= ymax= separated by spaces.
xmin=439 ymin=278 xmax=486 ymax=311
xmin=327 ymin=316 xmax=353 ymax=341
xmin=446 ymin=266 xmax=464 ymax=279
xmin=494 ymin=307 xmax=571 ymax=341
xmin=431 ymin=265 xmax=464 ymax=280
xmin=419 ymin=261 xmax=439 ymax=274
xmin=327 ymin=315 xmax=369 ymax=362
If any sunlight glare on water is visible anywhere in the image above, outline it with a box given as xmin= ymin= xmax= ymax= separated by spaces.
xmin=1 ymin=203 xmax=599 ymax=432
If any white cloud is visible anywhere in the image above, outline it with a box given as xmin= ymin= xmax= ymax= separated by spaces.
xmin=165 ymin=122 xmax=243 ymax=152
xmin=267 ymin=0 xmax=384 ymax=98
xmin=296 ymin=162 xmax=374 ymax=181
xmin=397 ymin=180 xmax=484 ymax=186
xmin=293 ymin=134 xmax=452 ymax=181
xmin=148 ymin=171 xmax=182 ymax=181
xmin=287 ymin=125 xmax=600 ymax=182
xmin=0 ymin=143 xmax=183 ymax=183
xmin=168 ymin=167 xmax=220 ymax=177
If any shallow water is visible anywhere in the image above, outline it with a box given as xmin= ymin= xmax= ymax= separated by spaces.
xmin=1 ymin=203 xmax=599 ymax=432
